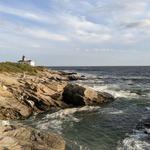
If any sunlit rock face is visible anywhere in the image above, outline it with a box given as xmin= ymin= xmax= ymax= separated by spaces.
xmin=62 ymin=84 xmax=115 ymax=107
xmin=0 ymin=125 xmax=66 ymax=150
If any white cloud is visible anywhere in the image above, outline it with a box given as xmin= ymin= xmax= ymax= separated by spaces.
xmin=0 ymin=19 xmax=69 ymax=42
xmin=24 ymin=28 xmax=69 ymax=42
xmin=0 ymin=0 xmax=150 ymax=56
xmin=125 ymin=19 xmax=150 ymax=28
xmin=59 ymin=14 xmax=112 ymax=43
xmin=75 ymin=30 xmax=112 ymax=43
xmin=0 ymin=5 xmax=48 ymax=22
xmin=61 ymin=14 xmax=110 ymax=32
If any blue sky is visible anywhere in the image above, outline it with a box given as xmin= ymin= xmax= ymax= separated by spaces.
xmin=0 ymin=0 xmax=150 ymax=66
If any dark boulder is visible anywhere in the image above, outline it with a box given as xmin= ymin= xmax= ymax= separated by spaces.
xmin=62 ymin=84 xmax=114 ymax=107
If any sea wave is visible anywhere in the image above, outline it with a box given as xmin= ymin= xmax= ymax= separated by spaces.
xmin=67 ymin=140 xmax=90 ymax=150
xmin=118 ymin=130 xmax=150 ymax=150
xmin=98 ymin=76 xmax=150 ymax=81
xmin=93 ymin=85 xmax=139 ymax=99
xmin=145 ymin=107 xmax=150 ymax=111
xmin=36 ymin=106 xmax=100 ymax=133
xmin=99 ymin=107 xmax=124 ymax=115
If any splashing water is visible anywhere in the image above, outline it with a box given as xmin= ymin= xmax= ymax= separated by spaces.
xmin=24 ymin=66 xmax=150 ymax=150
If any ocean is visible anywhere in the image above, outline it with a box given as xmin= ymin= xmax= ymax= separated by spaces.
xmin=25 ymin=66 xmax=150 ymax=150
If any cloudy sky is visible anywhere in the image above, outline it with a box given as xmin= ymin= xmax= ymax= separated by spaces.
xmin=0 ymin=0 xmax=150 ymax=66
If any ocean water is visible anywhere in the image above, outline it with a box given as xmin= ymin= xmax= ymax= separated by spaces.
xmin=25 ymin=66 xmax=150 ymax=150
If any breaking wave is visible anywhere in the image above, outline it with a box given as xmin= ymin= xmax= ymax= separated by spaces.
xmin=99 ymin=107 xmax=124 ymax=115
xmin=36 ymin=106 xmax=100 ymax=133
xmin=118 ymin=130 xmax=150 ymax=150
xmin=93 ymin=85 xmax=139 ymax=99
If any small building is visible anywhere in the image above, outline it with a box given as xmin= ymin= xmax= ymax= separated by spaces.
xmin=18 ymin=55 xmax=35 ymax=66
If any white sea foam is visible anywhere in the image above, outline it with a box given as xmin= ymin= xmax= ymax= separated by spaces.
xmin=93 ymin=85 xmax=139 ymax=99
xmin=69 ymin=140 xmax=90 ymax=150
xmin=109 ymin=110 xmax=124 ymax=115
xmin=145 ymin=107 xmax=150 ymax=111
xmin=45 ymin=106 xmax=100 ymax=119
xmin=100 ymin=108 xmax=124 ymax=115
xmin=146 ymin=93 xmax=150 ymax=99
xmin=36 ymin=106 xmax=100 ymax=133
xmin=118 ymin=138 xmax=150 ymax=150
xmin=118 ymin=131 xmax=150 ymax=150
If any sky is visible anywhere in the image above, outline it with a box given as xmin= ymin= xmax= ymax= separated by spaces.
xmin=0 ymin=0 xmax=150 ymax=66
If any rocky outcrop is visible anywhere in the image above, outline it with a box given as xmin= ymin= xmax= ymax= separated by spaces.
xmin=0 ymin=67 xmax=116 ymax=150
xmin=0 ymin=69 xmax=115 ymax=120
xmin=62 ymin=84 xmax=115 ymax=107
xmin=0 ymin=84 xmax=33 ymax=120
xmin=0 ymin=125 xmax=66 ymax=150
xmin=0 ymin=69 xmax=116 ymax=150
xmin=0 ymin=72 xmax=66 ymax=120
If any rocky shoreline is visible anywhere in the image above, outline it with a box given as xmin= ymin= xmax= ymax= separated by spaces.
xmin=0 ymin=67 xmax=115 ymax=149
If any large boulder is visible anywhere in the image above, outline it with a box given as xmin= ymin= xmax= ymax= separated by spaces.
xmin=0 ymin=125 xmax=66 ymax=150
xmin=62 ymin=84 xmax=114 ymax=107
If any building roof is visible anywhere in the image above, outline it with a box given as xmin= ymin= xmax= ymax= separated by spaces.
xmin=18 ymin=60 xmax=32 ymax=63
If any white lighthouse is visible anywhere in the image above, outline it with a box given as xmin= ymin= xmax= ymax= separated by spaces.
xmin=18 ymin=55 xmax=35 ymax=66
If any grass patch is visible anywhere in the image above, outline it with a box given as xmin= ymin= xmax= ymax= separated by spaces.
xmin=0 ymin=62 xmax=40 ymax=75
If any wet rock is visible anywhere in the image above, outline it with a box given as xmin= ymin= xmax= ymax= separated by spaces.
xmin=67 ymin=74 xmax=87 ymax=81
xmin=143 ymin=118 xmax=150 ymax=129
xmin=62 ymin=84 xmax=115 ymax=107
xmin=136 ymin=117 xmax=150 ymax=134
xmin=59 ymin=71 xmax=77 ymax=76
xmin=0 ymin=125 xmax=66 ymax=150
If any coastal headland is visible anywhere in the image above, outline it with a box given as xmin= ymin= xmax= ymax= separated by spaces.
xmin=0 ymin=62 xmax=115 ymax=150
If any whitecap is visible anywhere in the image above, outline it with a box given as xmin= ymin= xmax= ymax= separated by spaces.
xmin=36 ymin=106 xmax=100 ymax=133
xmin=118 ymin=131 xmax=150 ymax=150
xmin=145 ymin=107 xmax=150 ymax=111
xmin=145 ymin=93 xmax=150 ymax=99
xmin=100 ymin=108 xmax=124 ymax=115
xmin=118 ymin=138 xmax=150 ymax=150
xmin=45 ymin=106 xmax=100 ymax=120
xmin=37 ymin=120 xmax=63 ymax=133
xmin=109 ymin=110 xmax=124 ymax=115
xmin=93 ymin=85 xmax=139 ymax=99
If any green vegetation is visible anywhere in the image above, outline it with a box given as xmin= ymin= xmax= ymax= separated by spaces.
xmin=0 ymin=62 xmax=40 ymax=75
